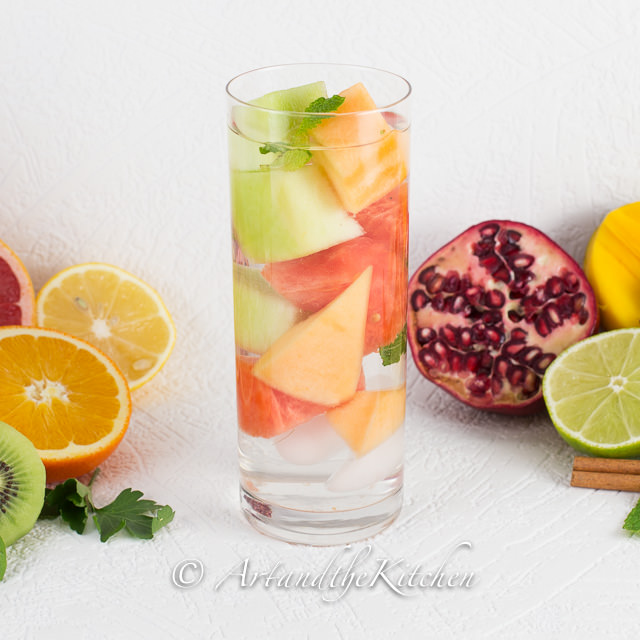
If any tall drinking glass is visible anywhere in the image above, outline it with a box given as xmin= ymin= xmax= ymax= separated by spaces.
xmin=227 ymin=64 xmax=410 ymax=545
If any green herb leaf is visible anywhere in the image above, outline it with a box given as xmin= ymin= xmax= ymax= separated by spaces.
xmin=93 ymin=488 xmax=173 ymax=543
xmin=40 ymin=478 xmax=92 ymax=534
xmin=0 ymin=536 xmax=6 ymax=581
xmin=258 ymin=94 xmax=345 ymax=171
xmin=379 ymin=324 xmax=407 ymax=366
xmin=623 ymin=497 xmax=640 ymax=533
xmin=152 ymin=504 xmax=176 ymax=534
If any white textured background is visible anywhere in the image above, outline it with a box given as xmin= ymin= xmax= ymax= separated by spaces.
xmin=2 ymin=1 xmax=640 ymax=638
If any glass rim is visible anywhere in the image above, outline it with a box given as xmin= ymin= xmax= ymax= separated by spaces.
xmin=225 ymin=62 xmax=412 ymax=116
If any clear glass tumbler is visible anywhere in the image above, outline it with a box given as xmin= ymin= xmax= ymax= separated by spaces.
xmin=227 ymin=64 xmax=410 ymax=545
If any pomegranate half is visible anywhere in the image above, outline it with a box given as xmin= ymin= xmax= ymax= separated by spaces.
xmin=407 ymin=220 xmax=598 ymax=414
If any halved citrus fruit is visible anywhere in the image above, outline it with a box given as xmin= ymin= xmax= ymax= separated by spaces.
xmin=36 ymin=263 xmax=176 ymax=390
xmin=0 ymin=238 xmax=35 ymax=326
xmin=543 ymin=328 xmax=640 ymax=457
xmin=0 ymin=327 xmax=131 ymax=481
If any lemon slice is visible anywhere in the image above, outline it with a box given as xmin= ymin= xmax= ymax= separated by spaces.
xmin=543 ymin=328 xmax=640 ymax=457
xmin=36 ymin=263 xmax=176 ymax=390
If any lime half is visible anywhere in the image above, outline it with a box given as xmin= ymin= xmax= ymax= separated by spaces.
xmin=543 ymin=328 xmax=640 ymax=457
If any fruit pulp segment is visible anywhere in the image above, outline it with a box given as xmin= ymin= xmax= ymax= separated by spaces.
xmin=230 ymin=78 xmax=407 ymax=503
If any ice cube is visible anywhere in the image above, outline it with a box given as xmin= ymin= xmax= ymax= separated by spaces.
xmin=325 ymin=428 xmax=404 ymax=492
xmin=275 ymin=415 xmax=345 ymax=465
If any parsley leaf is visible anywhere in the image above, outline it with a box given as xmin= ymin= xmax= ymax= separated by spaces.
xmin=0 ymin=536 xmax=6 ymax=581
xmin=258 ymin=94 xmax=345 ymax=171
xmin=94 ymin=488 xmax=175 ymax=543
xmin=623 ymin=497 xmax=640 ymax=534
xmin=379 ymin=324 xmax=407 ymax=366
xmin=38 ymin=469 xmax=174 ymax=543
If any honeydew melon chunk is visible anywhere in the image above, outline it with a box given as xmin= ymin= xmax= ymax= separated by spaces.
xmin=233 ymin=264 xmax=303 ymax=354
xmin=230 ymin=81 xmax=328 ymax=171
xmin=326 ymin=387 xmax=405 ymax=455
xmin=311 ymin=82 xmax=408 ymax=213
xmin=231 ymin=164 xmax=363 ymax=263
xmin=253 ymin=266 xmax=372 ymax=406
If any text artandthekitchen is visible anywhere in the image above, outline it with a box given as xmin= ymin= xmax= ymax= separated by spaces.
xmin=213 ymin=542 xmax=475 ymax=600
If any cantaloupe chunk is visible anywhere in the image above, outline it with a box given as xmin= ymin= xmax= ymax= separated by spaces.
xmin=311 ymin=82 xmax=408 ymax=213
xmin=326 ymin=387 xmax=405 ymax=455
xmin=253 ymin=267 xmax=372 ymax=405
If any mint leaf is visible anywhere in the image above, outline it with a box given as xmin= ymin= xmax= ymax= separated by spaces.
xmin=623 ymin=497 xmax=640 ymax=533
xmin=93 ymin=488 xmax=172 ymax=543
xmin=0 ymin=536 xmax=6 ymax=581
xmin=379 ymin=324 xmax=407 ymax=366
xmin=40 ymin=478 xmax=92 ymax=534
xmin=258 ymin=94 xmax=345 ymax=171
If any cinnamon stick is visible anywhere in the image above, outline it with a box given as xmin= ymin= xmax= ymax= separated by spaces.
xmin=571 ymin=456 xmax=640 ymax=492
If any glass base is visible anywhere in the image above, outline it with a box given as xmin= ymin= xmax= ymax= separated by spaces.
xmin=240 ymin=486 xmax=403 ymax=546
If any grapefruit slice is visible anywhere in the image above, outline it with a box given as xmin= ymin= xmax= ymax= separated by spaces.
xmin=262 ymin=184 xmax=408 ymax=354
xmin=326 ymin=388 xmax=405 ymax=455
xmin=253 ymin=267 xmax=372 ymax=405
xmin=0 ymin=238 xmax=35 ymax=326
xmin=311 ymin=82 xmax=408 ymax=213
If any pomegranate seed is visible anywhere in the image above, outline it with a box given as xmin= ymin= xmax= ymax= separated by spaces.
xmin=419 ymin=348 xmax=438 ymax=369
xmin=479 ymin=223 xmax=500 ymax=238
xmin=510 ymin=328 xmax=528 ymax=342
xmin=544 ymin=303 xmax=562 ymax=327
xmin=508 ymin=365 xmax=526 ymax=387
xmin=572 ymin=293 xmax=586 ymax=312
xmin=450 ymin=294 xmax=468 ymax=314
xmin=459 ymin=329 xmax=473 ymax=350
xmin=563 ymin=271 xmax=580 ymax=293
xmin=450 ymin=353 xmax=464 ymax=374
xmin=556 ymin=294 xmax=574 ymax=318
xmin=484 ymin=289 xmax=506 ymax=308
xmin=418 ymin=266 xmax=436 ymax=285
xmin=532 ymin=353 xmax=555 ymax=373
xmin=493 ymin=265 xmax=512 ymax=284
xmin=459 ymin=275 xmax=472 ymax=291
xmin=510 ymin=253 xmax=535 ymax=269
xmin=465 ymin=353 xmax=480 ymax=373
xmin=535 ymin=315 xmax=551 ymax=337
xmin=518 ymin=346 xmax=543 ymax=365
xmin=545 ymin=276 xmax=565 ymax=298
xmin=479 ymin=351 xmax=493 ymax=374
xmin=472 ymin=323 xmax=487 ymax=342
xmin=432 ymin=294 xmax=445 ymax=311
xmin=465 ymin=287 xmax=483 ymax=306
xmin=483 ymin=310 xmax=502 ymax=325
xmin=522 ymin=370 xmax=540 ymax=396
xmin=479 ymin=254 xmax=503 ymax=273
xmin=503 ymin=340 xmax=525 ymax=357
xmin=440 ymin=325 xmax=458 ymax=347
xmin=508 ymin=309 xmax=523 ymax=323
xmin=578 ymin=309 xmax=590 ymax=325
xmin=433 ymin=340 xmax=449 ymax=359
xmin=533 ymin=287 xmax=549 ymax=305
xmin=491 ymin=376 xmax=503 ymax=396
xmin=505 ymin=229 xmax=522 ymax=244
xmin=466 ymin=376 xmax=490 ymax=396
xmin=443 ymin=271 xmax=461 ymax=293
xmin=498 ymin=243 xmax=519 ymax=258
xmin=411 ymin=290 xmax=429 ymax=311
xmin=426 ymin=273 xmax=445 ymax=294
xmin=486 ymin=328 xmax=504 ymax=346
xmin=473 ymin=240 xmax=495 ymax=258
xmin=494 ymin=356 xmax=510 ymax=377
xmin=416 ymin=327 xmax=436 ymax=345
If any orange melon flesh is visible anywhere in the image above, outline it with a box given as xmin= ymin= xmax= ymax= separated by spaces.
xmin=326 ymin=388 xmax=406 ymax=455
xmin=311 ymin=82 xmax=408 ymax=213
xmin=253 ymin=267 xmax=372 ymax=405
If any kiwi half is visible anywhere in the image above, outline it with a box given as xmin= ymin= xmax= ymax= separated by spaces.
xmin=0 ymin=421 xmax=45 ymax=546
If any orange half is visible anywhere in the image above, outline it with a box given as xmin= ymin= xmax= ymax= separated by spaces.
xmin=0 ymin=327 xmax=131 ymax=481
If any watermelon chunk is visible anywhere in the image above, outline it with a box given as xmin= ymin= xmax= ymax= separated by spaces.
xmin=311 ymin=82 xmax=408 ymax=213
xmin=262 ymin=183 xmax=408 ymax=354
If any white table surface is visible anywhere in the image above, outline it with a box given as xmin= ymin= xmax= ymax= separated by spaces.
xmin=3 ymin=1 xmax=640 ymax=638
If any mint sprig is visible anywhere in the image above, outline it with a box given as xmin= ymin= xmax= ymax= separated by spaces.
xmin=623 ymin=497 xmax=640 ymax=534
xmin=39 ymin=469 xmax=174 ymax=543
xmin=379 ymin=324 xmax=407 ymax=366
xmin=259 ymin=94 xmax=345 ymax=171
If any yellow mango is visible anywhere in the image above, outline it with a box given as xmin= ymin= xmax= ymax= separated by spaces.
xmin=584 ymin=202 xmax=640 ymax=330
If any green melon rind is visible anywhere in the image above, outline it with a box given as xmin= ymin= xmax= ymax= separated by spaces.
xmin=0 ymin=421 xmax=46 ymax=546
xmin=231 ymin=164 xmax=363 ymax=263
xmin=542 ymin=328 xmax=640 ymax=457
xmin=233 ymin=265 xmax=303 ymax=354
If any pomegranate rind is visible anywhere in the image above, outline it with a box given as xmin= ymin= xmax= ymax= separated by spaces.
xmin=407 ymin=220 xmax=598 ymax=415
xmin=0 ymin=238 xmax=35 ymax=326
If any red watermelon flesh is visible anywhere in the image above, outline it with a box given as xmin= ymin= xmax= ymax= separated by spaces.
xmin=262 ymin=183 xmax=408 ymax=355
